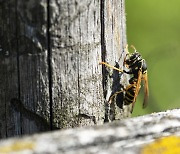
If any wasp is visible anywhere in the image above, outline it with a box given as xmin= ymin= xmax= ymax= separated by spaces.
xmin=100 ymin=45 xmax=149 ymax=113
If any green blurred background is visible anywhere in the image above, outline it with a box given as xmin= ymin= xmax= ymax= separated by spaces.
xmin=126 ymin=0 xmax=180 ymax=116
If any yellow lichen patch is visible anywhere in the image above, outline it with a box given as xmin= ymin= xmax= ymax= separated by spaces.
xmin=141 ymin=136 xmax=180 ymax=154
xmin=0 ymin=141 xmax=35 ymax=153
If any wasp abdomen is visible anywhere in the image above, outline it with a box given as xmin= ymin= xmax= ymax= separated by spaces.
xmin=124 ymin=85 xmax=136 ymax=105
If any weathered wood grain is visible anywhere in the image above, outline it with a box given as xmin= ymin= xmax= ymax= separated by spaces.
xmin=0 ymin=0 xmax=51 ymax=137
xmin=50 ymin=0 xmax=130 ymax=128
xmin=0 ymin=109 xmax=180 ymax=154
xmin=0 ymin=0 xmax=21 ymax=138
xmin=0 ymin=0 xmax=131 ymax=138
xmin=49 ymin=0 xmax=104 ymax=128
xmin=102 ymin=0 xmax=131 ymax=122
xmin=16 ymin=0 xmax=51 ymax=135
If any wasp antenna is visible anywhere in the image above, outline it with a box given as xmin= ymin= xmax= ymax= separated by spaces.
xmin=99 ymin=62 xmax=124 ymax=72
xmin=130 ymin=45 xmax=137 ymax=52
xmin=125 ymin=44 xmax=129 ymax=53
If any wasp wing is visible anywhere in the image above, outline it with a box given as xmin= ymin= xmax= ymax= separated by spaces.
xmin=142 ymin=72 xmax=149 ymax=108
xmin=131 ymin=70 xmax=142 ymax=112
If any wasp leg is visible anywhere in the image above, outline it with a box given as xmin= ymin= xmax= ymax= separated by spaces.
xmin=123 ymin=70 xmax=133 ymax=75
xmin=99 ymin=62 xmax=124 ymax=73
xmin=108 ymin=89 xmax=124 ymax=103
xmin=108 ymin=83 xmax=136 ymax=104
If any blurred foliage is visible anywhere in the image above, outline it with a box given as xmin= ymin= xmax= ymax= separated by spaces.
xmin=126 ymin=0 xmax=180 ymax=116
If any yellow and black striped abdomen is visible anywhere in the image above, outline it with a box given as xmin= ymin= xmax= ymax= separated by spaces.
xmin=124 ymin=85 xmax=136 ymax=105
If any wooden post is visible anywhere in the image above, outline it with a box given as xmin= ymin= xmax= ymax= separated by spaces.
xmin=0 ymin=0 xmax=130 ymax=138
xmin=101 ymin=0 xmax=131 ymax=121
xmin=0 ymin=0 xmax=20 ymax=138
xmin=49 ymin=0 xmax=104 ymax=128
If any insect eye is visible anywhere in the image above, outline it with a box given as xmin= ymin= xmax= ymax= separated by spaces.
xmin=130 ymin=54 xmax=136 ymax=59
xmin=142 ymin=60 xmax=147 ymax=73
xmin=130 ymin=53 xmax=140 ymax=60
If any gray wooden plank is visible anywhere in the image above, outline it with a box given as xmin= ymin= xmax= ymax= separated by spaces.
xmin=16 ymin=0 xmax=51 ymax=134
xmin=0 ymin=0 xmax=131 ymax=137
xmin=0 ymin=109 xmax=179 ymax=154
xmin=102 ymin=0 xmax=131 ymax=122
xmin=50 ymin=0 xmax=105 ymax=128
xmin=0 ymin=0 xmax=21 ymax=138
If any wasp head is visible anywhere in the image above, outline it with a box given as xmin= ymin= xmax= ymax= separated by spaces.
xmin=125 ymin=52 xmax=141 ymax=65
xmin=130 ymin=52 xmax=141 ymax=60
